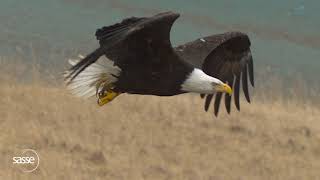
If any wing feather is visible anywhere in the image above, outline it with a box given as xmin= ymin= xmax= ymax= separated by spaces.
xmin=224 ymin=76 xmax=234 ymax=114
xmin=175 ymin=32 xmax=254 ymax=117
xmin=205 ymin=94 xmax=214 ymax=112
xmin=242 ymin=65 xmax=251 ymax=103
xmin=248 ymin=55 xmax=255 ymax=86
xmin=214 ymin=93 xmax=223 ymax=117
xmin=234 ymin=74 xmax=241 ymax=111
xmin=66 ymin=12 xmax=180 ymax=83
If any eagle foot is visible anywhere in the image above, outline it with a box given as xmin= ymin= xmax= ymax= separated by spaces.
xmin=97 ymin=89 xmax=120 ymax=106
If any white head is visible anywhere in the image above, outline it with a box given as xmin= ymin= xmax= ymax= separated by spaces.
xmin=181 ymin=68 xmax=232 ymax=95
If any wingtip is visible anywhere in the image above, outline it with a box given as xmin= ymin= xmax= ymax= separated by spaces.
xmin=251 ymin=82 xmax=255 ymax=87
xmin=204 ymin=94 xmax=213 ymax=112
xmin=213 ymin=93 xmax=222 ymax=118
xmin=157 ymin=11 xmax=180 ymax=20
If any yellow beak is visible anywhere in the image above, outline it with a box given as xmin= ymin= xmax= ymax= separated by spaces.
xmin=218 ymin=83 xmax=232 ymax=95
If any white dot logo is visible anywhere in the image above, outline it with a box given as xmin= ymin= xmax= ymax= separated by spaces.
xmin=12 ymin=149 xmax=40 ymax=173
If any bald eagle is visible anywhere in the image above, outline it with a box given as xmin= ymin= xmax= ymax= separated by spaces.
xmin=64 ymin=12 xmax=254 ymax=117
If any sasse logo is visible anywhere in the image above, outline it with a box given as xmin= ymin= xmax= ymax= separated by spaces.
xmin=13 ymin=156 xmax=35 ymax=164
xmin=12 ymin=149 xmax=39 ymax=173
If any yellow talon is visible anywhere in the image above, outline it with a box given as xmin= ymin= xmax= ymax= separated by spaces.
xmin=97 ymin=90 xmax=120 ymax=106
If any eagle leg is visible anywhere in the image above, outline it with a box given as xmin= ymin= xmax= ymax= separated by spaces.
xmin=97 ymin=89 xmax=120 ymax=106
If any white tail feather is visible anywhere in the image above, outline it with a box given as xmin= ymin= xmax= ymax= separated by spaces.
xmin=64 ymin=56 xmax=121 ymax=98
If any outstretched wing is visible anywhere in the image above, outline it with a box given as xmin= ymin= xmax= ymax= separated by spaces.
xmin=175 ymin=32 xmax=254 ymax=116
xmin=66 ymin=12 xmax=180 ymax=82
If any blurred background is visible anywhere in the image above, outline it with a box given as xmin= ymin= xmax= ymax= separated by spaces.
xmin=1 ymin=0 xmax=320 ymax=179
xmin=1 ymin=0 xmax=320 ymax=101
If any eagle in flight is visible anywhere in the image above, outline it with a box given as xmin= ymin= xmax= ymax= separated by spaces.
xmin=64 ymin=12 xmax=254 ymax=117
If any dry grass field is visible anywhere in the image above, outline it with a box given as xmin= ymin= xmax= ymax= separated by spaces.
xmin=0 ymin=75 xmax=320 ymax=180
